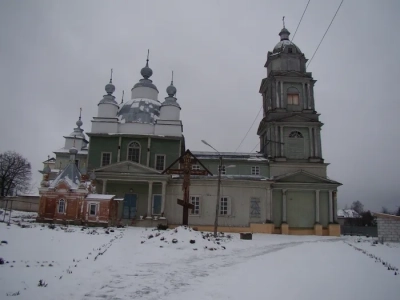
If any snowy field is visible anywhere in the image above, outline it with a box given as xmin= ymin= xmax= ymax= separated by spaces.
xmin=0 ymin=210 xmax=399 ymax=300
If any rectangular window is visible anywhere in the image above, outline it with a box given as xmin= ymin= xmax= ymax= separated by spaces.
xmin=288 ymin=94 xmax=299 ymax=105
xmin=251 ymin=166 xmax=260 ymax=175
xmin=220 ymin=197 xmax=229 ymax=215
xmin=250 ymin=198 xmax=261 ymax=218
xmin=190 ymin=196 xmax=200 ymax=215
xmin=192 ymin=164 xmax=200 ymax=171
xmin=89 ymin=203 xmax=97 ymax=216
xmin=75 ymin=160 xmax=79 ymax=168
xmin=155 ymin=155 xmax=165 ymax=171
xmin=152 ymin=195 xmax=162 ymax=215
xmin=58 ymin=200 xmax=65 ymax=213
xmin=101 ymin=153 xmax=111 ymax=167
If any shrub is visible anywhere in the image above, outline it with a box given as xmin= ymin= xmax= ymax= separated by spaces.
xmin=157 ymin=223 xmax=168 ymax=230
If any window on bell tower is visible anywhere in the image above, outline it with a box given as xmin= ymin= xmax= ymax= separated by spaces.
xmin=287 ymin=87 xmax=300 ymax=105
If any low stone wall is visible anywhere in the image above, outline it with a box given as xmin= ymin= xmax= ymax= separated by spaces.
xmin=0 ymin=196 xmax=39 ymax=213
xmin=375 ymin=213 xmax=400 ymax=242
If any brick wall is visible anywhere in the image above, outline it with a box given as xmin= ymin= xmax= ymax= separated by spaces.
xmin=376 ymin=213 xmax=400 ymax=242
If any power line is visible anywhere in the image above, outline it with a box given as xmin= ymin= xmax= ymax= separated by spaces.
xmin=307 ymin=0 xmax=344 ymax=67
xmin=234 ymin=106 xmax=263 ymax=152
xmin=250 ymin=142 xmax=259 ymax=153
xmin=291 ymin=0 xmax=311 ymax=42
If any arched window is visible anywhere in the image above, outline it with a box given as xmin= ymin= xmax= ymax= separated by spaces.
xmin=289 ymin=131 xmax=304 ymax=138
xmin=287 ymin=87 xmax=299 ymax=105
xmin=127 ymin=141 xmax=141 ymax=163
xmin=58 ymin=199 xmax=65 ymax=213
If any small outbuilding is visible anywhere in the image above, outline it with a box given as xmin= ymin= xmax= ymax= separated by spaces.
xmin=37 ymin=148 xmax=122 ymax=226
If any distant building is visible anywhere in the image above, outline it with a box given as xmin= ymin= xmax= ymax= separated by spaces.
xmin=337 ymin=209 xmax=361 ymax=226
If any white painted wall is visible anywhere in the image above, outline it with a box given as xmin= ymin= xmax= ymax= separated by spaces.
xmin=159 ymin=105 xmax=180 ymax=120
xmin=131 ymin=86 xmax=158 ymax=100
xmin=269 ymin=163 xmax=327 ymax=177
xmin=154 ymin=123 xmax=181 ymax=137
xmin=98 ymin=103 xmax=118 ymax=118
xmin=164 ymin=179 xmax=271 ymax=226
xmin=118 ymin=123 xmax=154 ymax=135
xmin=91 ymin=121 xmax=118 ymax=133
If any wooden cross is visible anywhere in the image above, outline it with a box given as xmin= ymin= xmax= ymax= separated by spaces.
xmin=162 ymin=150 xmax=212 ymax=225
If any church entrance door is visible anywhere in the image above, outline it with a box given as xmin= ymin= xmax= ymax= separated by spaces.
xmin=123 ymin=194 xmax=137 ymax=219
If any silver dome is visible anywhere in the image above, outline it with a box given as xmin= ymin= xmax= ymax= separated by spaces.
xmin=117 ymin=98 xmax=161 ymax=124
xmin=273 ymin=39 xmax=302 ymax=54
xmin=166 ymin=83 xmax=177 ymax=97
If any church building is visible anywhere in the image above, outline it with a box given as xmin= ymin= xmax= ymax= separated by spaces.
xmin=38 ymin=26 xmax=341 ymax=236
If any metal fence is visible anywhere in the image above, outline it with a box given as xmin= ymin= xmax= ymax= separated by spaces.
xmin=341 ymin=225 xmax=378 ymax=237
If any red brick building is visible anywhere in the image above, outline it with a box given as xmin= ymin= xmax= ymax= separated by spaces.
xmin=37 ymin=149 xmax=121 ymax=226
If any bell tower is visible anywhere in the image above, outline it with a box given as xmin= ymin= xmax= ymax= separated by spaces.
xmin=257 ymin=25 xmax=325 ymax=175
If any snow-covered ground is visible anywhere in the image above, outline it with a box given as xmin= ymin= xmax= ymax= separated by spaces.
xmin=0 ymin=210 xmax=399 ymax=300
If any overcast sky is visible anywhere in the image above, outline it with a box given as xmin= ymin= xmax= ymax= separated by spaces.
xmin=1 ymin=0 xmax=399 ymax=212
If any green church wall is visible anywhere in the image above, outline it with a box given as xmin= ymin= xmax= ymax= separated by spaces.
xmin=287 ymin=190 xmax=315 ymax=228
xmin=272 ymin=190 xmax=282 ymax=227
xmin=88 ymin=136 xmax=119 ymax=169
xmin=120 ymin=137 xmax=149 ymax=165
xmin=319 ymin=191 xmax=329 ymax=227
xmin=149 ymin=139 xmax=181 ymax=169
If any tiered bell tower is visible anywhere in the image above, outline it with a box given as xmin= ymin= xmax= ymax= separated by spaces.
xmin=257 ymin=26 xmax=326 ymax=176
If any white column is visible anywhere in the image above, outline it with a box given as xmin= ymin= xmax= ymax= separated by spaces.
xmin=309 ymin=127 xmax=314 ymax=157
xmin=146 ymin=137 xmax=151 ymax=167
xmin=275 ymin=126 xmax=279 ymax=157
xmin=102 ymin=179 xmax=107 ymax=194
xmin=317 ymin=128 xmax=322 ymax=158
xmin=276 ymin=81 xmax=280 ymax=108
xmin=314 ymin=127 xmax=319 ymax=157
xmin=302 ymin=83 xmax=307 ymax=109
xmin=315 ymin=190 xmax=320 ymax=223
xmin=282 ymin=189 xmax=287 ymax=222
xmin=147 ymin=181 xmax=153 ymax=218
xmin=161 ymin=181 xmax=167 ymax=216
xmin=117 ymin=136 xmax=122 ymax=162
xmin=269 ymin=188 xmax=273 ymax=221
xmin=280 ymin=126 xmax=284 ymax=157
xmin=280 ymin=81 xmax=284 ymax=107
xmin=328 ymin=190 xmax=333 ymax=223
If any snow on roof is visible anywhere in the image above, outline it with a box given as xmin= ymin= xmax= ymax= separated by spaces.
xmin=171 ymin=174 xmax=270 ymax=181
xmin=53 ymin=148 xmax=88 ymax=155
xmin=50 ymin=162 xmax=81 ymax=189
xmin=337 ymin=209 xmax=361 ymax=218
xmin=86 ymin=194 xmax=115 ymax=200
xmin=192 ymin=151 xmax=267 ymax=161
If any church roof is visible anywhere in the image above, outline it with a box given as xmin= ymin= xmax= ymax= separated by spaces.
xmin=117 ymin=98 xmax=161 ymax=124
xmin=192 ymin=151 xmax=268 ymax=161
xmin=50 ymin=161 xmax=81 ymax=190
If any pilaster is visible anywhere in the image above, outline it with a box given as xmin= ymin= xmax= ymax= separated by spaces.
xmin=147 ymin=181 xmax=153 ymax=218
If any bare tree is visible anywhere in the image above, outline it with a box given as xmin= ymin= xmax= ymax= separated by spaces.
xmin=381 ymin=206 xmax=390 ymax=214
xmin=0 ymin=151 xmax=32 ymax=197
xmin=351 ymin=200 xmax=364 ymax=214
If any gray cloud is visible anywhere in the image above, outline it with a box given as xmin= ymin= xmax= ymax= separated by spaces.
xmin=1 ymin=0 xmax=399 ymax=212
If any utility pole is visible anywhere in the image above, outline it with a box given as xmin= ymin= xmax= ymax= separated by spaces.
xmin=214 ymin=156 xmax=222 ymax=238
